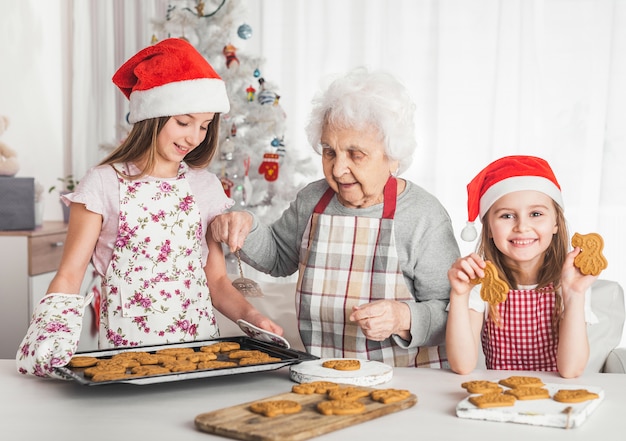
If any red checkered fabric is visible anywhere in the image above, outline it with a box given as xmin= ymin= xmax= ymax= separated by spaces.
xmin=482 ymin=285 xmax=558 ymax=371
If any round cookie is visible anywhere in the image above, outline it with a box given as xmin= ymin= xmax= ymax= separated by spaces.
xmin=228 ymin=350 xmax=268 ymax=359
xmin=322 ymin=359 xmax=361 ymax=371
xmin=328 ymin=386 xmax=371 ymax=401
xmin=131 ymin=365 xmax=171 ymax=376
xmin=238 ymin=356 xmax=280 ymax=365
xmin=468 ymin=392 xmax=516 ymax=409
xmin=290 ymin=359 xmax=393 ymax=387
xmin=461 ymin=380 xmax=503 ymax=394
xmin=197 ymin=361 xmax=238 ymax=369
xmin=83 ymin=364 xmax=127 ymax=378
xmin=498 ymin=375 xmax=544 ymax=389
xmin=292 ymin=381 xmax=341 ymax=395
xmin=68 ymin=356 xmax=99 ymax=368
xmin=317 ymin=399 xmax=366 ymax=416
xmin=249 ymin=400 xmax=302 ymax=417
xmin=90 ymin=371 xmax=130 ymax=382
xmin=200 ymin=341 xmax=241 ymax=353
xmin=504 ymin=387 xmax=550 ymax=400
xmin=370 ymin=388 xmax=412 ymax=404
xmin=553 ymin=389 xmax=600 ymax=403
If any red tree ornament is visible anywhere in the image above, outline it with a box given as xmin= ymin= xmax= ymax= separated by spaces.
xmin=223 ymin=44 xmax=239 ymax=68
xmin=258 ymin=153 xmax=280 ymax=181
xmin=246 ymin=85 xmax=256 ymax=102
xmin=220 ymin=176 xmax=234 ymax=197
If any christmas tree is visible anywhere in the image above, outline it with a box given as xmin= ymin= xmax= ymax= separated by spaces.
xmin=152 ymin=0 xmax=315 ymax=224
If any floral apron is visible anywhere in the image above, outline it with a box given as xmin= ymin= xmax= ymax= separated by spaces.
xmin=296 ymin=177 xmax=447 ymax=367
xmin=99 ymin=164 xmax=219 ymax=348
xmin=482 ymin=286 xmax=558 ymax=371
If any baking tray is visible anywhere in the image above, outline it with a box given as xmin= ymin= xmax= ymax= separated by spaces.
xmin=55 ymin=336 xmax=318 ymax=386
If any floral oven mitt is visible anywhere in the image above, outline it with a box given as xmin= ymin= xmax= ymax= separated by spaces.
xmin=16 ymin=293 xmax=92 ymax=380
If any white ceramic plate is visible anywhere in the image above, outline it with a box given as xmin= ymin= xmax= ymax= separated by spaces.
xmin=290 ymin=358 xmax=394 ymax=386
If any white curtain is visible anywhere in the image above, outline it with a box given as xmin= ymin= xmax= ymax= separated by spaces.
xmin=69 ymin=0 xmax=169 ymax=178
xmin=72 ymin=0 xmax=626 ymax=342
xmin=254 ymin=0 xmax=626 ymax=310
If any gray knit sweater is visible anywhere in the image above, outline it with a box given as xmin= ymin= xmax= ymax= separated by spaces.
xmin=240 ymin=178 xmax=460 ymax=349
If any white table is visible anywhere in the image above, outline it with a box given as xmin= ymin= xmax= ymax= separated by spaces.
xmin=1 ymin=359 xmax=624 ymax=440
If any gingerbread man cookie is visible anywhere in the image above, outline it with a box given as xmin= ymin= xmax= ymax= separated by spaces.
xmin=471 ymin=261 xmax=509 ymax=305
xmin=571 ymin=232 xmax=608 ymax=276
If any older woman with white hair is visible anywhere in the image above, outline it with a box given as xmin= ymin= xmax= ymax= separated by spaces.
xmin=211 ymin=67 xmax=460 ymax=367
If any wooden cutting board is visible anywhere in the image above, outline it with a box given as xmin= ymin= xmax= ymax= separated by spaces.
xmin=195 ymin=386 xmax=417 ymax=441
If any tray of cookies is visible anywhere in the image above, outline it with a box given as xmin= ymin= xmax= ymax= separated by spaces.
xmin=55 ymin=336 xmax=318 ymax=386
xmin=456 ymin=375 xmax=604 ymax=429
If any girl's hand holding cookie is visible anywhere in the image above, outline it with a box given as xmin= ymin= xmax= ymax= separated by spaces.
xmin=447 ymin=253 xmax=487 ymax=296
xmin=560 ymin=247 xmax=599 ymax=303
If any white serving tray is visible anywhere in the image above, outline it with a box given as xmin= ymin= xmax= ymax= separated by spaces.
xmin=456 ymin=382 xmax=604 ymax=429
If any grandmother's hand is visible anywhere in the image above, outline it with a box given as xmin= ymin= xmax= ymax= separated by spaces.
xmin=349 ymin=300 xmax=411 ymax=341
xmin=210 ymin=211 xmax=254 ymax=253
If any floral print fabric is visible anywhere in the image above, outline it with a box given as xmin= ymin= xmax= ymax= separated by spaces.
xmin=100 ymin=164 xmax=219 ymax=348
xmin=16 ymin=293 xmax=92 ymax=379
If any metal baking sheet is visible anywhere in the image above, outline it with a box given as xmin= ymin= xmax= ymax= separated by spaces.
xmin=55 ymin=336 xmax=318 ymax=386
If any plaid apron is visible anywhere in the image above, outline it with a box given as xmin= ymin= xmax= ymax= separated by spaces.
xmin=296 ymin=177 xmax=447 ymax=367
xmin=482 ymin=286 xmax=558 ymax=371
xmin=99 ymin=164 xmax=219 ymax=348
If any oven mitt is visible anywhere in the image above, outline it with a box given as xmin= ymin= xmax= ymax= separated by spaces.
xmin=16 ymin=293 xmax=93 ymax=380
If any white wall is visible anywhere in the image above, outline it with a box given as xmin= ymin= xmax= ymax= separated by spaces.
xmin=0 ymin=0 xmax=67 ymax=221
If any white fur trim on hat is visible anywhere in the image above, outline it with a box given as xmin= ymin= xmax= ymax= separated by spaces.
xmin=128 ymin=78 xmax=230 ymax=124
xmin=478 ymin=175 xmax=564 ymax=219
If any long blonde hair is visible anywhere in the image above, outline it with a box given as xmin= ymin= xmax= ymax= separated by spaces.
xmin=100 ymin=115 xmax=221 ymax=179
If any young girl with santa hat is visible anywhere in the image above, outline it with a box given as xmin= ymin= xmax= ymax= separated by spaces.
xmin=446 ymin=155 xmax=599 ymax=378
xmin=16 ymin=38 xmax=282 ymax=379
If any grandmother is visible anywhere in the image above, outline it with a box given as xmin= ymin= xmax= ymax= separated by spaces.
xmin=211 ymin=68 xmax=460 ymax=367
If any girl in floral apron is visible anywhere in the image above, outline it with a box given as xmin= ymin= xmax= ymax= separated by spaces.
xmin=211 ymin=68 xmax=460 ymax=367
xmin=17 ymin=38 xmax=282 ymax=379
xmin=446 ymin=155 xmax=600 ymax=378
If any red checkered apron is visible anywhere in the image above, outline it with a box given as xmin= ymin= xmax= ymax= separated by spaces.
xmin=295 ymin=177 xmax=447 ymax=367
xmin=482 ymin=285 xmax=558 ymax=371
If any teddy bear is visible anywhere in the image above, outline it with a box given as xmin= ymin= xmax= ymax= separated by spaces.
xmin=0 ymin=115 xmax=20 ymax=176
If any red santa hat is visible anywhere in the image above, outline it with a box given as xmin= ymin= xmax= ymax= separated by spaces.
xmin=112 ymin=38 xmax=230 ymax=123
xmin=460 ymin=155 xmax=563 ymax=241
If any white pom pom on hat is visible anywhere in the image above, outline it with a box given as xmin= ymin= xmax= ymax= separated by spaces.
xmin=112 ymin=38 xmax=230 ymax=123
xmin=460 ymin=155 xmax=564 ymax=241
